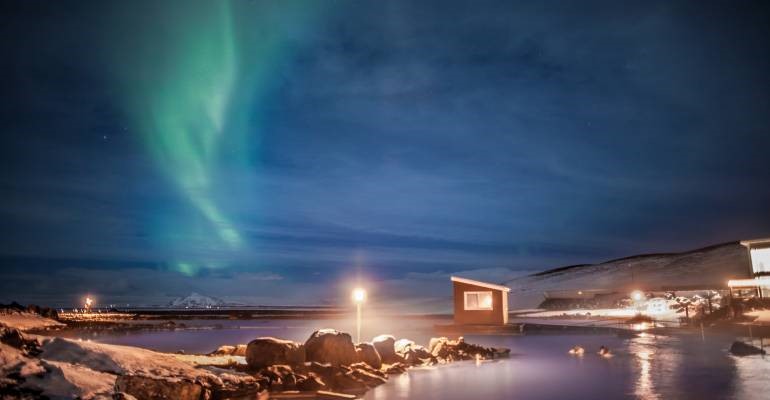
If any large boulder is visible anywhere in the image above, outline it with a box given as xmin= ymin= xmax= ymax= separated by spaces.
xmin=372 ymin=335 xmax=401 ymax=364
xmin=304 ymin=329 xmax=357 ymax=366
xmin=355 ymin=342 xmax=382 ymax=369
xmin=730 ymin=341 xmax=766 ymax=356
xmin=245 ymin=337 xmax=305 ymax=369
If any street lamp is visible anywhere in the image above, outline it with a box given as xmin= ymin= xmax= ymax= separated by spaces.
xmin=85 ymin=296 xmax=94 ymax=314
xmin=630 ymin=290 xmax=645 ymax=314
xmin=352 ymin=288 xmax=366 ymax=343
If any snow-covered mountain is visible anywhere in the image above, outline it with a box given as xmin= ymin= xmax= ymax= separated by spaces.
xmin=505 ymin=242 xmax=751 ymax=309
xmin=168 ymin=292 xmax=225 ymax=308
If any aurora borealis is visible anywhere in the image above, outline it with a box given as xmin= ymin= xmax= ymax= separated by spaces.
xmin=2 ymin=0 xmax=770 ymax=307
xmin=110 ymin=0 xmax=320 ymax=275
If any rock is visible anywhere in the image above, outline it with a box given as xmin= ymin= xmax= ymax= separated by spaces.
xmin=0 ymin=327 xmax=25 ymax=349
xmin=296 ymin=372 xmax=326 ymax=391
xmin=306 ymin=362 xmax=369 ymax=392
xmin=211 ymin=344 xmax=246 ymax=356
xmin=0 ymin=327 xmax=41 ymax=355
xmin=208 ymin=373 xmax=262 ymax=400
xmin=232 ymin=344 xmax=247 ymax=356
xmin=115 ymin=375 xmax=204 ymax=400
xmin=382 ymin=362 xmax=408 ymax=375
xmin=328 ymin=371 xmax=368 ymax=391
xmin=355 ymin=342 xmax=382 ymax=369
xmin=429 ymin=337 xmax=451 ymax=358
xmin=113 ymin=393 xmax=139 ymax=400
xmin=372 ymin=335 xmax=401 ymax=364
xmin=260 ymin=364 xmax=295 ymax=390
xmin=212 ymin=345 xmax=236 ymax=356
xmin=730 ymin=341 xmax=766 ymax=356
xmin=394 ymin=339 xmax=433 ymax=365
xmin=305 ymin=329 xmax=357 ymax=366
xmin=245 ymin=337 xmax=305 ymax=369
xmin=347 ymin=363 xmax=387 ymax=387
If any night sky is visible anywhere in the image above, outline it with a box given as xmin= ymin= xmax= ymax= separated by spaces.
xmin=1 ymin=0 xmax=769 ymax=308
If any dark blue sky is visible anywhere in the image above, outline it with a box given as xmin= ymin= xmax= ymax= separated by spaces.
xmin=1 ymin=0 xmax=769 ymax=307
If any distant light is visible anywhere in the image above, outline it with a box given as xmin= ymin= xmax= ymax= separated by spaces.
xmin=631 ymin=290 xmax=644 ymax=302
xmin=728 ymin=277 xmax=770 ymax=287
xmin=578 ymin=291 xmax=583 ymax=295
xmin=632 ymin=322 xmax=650 ymax=331
xmin=352 ymin=288 xmax=367 ymax=304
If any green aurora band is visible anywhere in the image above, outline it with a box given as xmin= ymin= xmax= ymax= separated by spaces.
xmin=111 ymin=0 xmax=322 ymax=275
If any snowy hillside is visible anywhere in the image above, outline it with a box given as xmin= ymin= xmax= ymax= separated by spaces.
xmin=168 ymin=293 xmax=225 ymax=308
xmin=505 ymin=242 xmax=751 ymax=309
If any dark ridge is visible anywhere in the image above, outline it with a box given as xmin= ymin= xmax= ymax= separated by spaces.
xmin=504 ymin=241 xmax=740 ymax=284
xmin=531 ymin=264 xmax=591 ymax=277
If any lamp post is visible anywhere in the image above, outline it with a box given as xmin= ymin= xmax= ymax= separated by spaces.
xmin=85 ymin=296 xmax=93 ymax=314
xmin=352 ymin=288 xmax=366 ymax=343
xmin=630 ymin=290 xmax=644 ymax=313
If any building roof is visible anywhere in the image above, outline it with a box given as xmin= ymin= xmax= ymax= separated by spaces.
xmin=728 ymin=276 xmax=770 ymax=288
xmin=450 ymin=276 xmax=511 ymax=292
xmin=740 ymin=238 xmax=770 ymax=248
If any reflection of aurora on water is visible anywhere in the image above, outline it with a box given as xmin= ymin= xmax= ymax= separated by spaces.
xmin=109 ymin=1 xmax=323 ymax=275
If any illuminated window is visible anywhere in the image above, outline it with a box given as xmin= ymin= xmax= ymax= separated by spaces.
xmin=464 ymin=291 xmax=493 ymax=310
xmin=751 ymin=248 xmax=770 ymax=274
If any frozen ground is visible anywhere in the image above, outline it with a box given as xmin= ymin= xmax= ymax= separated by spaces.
xmin=0 ymin=311 xmax=65 ymax=331
xmin=745 ymin=310 xmax=770 ymax=324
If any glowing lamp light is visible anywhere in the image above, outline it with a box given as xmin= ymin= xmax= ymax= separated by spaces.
xmin=351 ymin=287 xmax=367 ymax=344
xmin=631 ymin=290 xmax=644 ymax=302
xmin=352 ymin=288 xmax=367 ymax=304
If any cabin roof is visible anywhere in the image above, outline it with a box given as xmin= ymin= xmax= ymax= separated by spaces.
xmin=450 ymin=276 xmax=510 ymax=292
xmin=741 ymin=238 xmax=770 ymax=248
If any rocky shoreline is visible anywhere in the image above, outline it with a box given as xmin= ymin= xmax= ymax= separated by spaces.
xmin=1 ymin=320 xmax=509 ymax=399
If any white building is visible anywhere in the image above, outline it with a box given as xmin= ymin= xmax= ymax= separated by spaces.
xmin=728 ymin=238 xmax=770 ymax=298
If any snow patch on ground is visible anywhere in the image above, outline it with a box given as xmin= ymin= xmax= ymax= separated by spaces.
xmin=40 ymin=337 xmax=214 ymax=379
xmin=0 ymin=312 xmax=65 ymax=331
xmin=745 ymin=310 xmax=770 ymax=324
xmin=22 ymin=360 xmax=117 ymax=399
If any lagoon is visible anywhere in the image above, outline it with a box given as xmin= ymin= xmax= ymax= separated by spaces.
xmin=77 ymin=318 xmax=769 ymax=400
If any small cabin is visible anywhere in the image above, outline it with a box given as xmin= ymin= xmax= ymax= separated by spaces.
xmin=451 ymin=276 xmax=510 ymax=325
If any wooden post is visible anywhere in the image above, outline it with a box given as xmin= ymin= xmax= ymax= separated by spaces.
xmin=700 ymin=322 xmax=705 ymax=342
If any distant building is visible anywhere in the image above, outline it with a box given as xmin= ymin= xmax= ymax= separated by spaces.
xmin=728 ymin=238 xmax=770 ymax=298
xmin=451 ymin=276 xmax=510 ymax=325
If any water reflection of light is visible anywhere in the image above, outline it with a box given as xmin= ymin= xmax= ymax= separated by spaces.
xmin=636 ymin=350 xmax=658 ymax=399
xmin=632 ymin=322 xmax=650 ymax=331
xmin=396 ymin=372 xmax=410 ymax=398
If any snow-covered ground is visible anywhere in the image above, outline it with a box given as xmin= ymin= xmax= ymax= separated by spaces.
xmin=745 ymin=310 xmax=770 ymax=324
xmin=1 ymin=322 xmax=258 ymax=399
xmin=0 ymin=311 xmax=65 ymax=331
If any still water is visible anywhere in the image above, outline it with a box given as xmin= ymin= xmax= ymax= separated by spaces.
xmin=79 ymin=319 xmax=769 ymax=400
